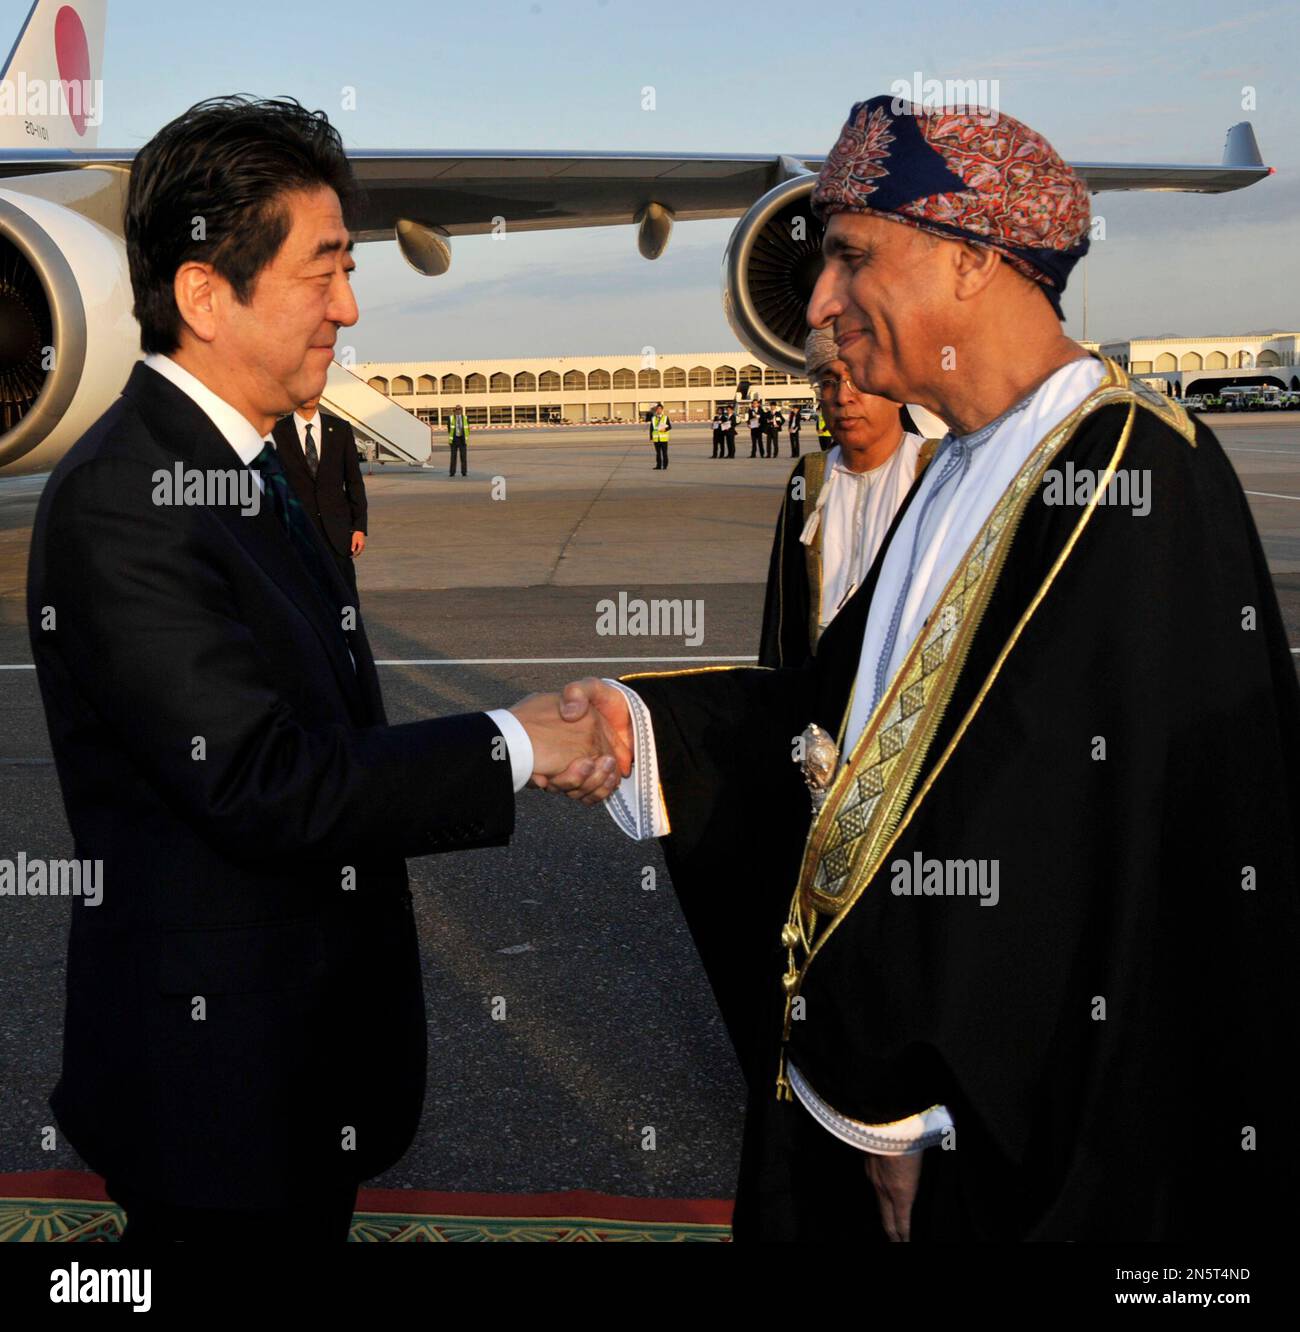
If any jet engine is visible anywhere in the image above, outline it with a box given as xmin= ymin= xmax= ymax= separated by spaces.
xmin=0 ymin=185 xmax=139 ymax=474
xmin=721 ymin=174 xmax=824 ymax=380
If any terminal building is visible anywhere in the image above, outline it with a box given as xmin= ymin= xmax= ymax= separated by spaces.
xmin=1088 ymin=331 xmax=1300 ymax=398
xmin=354 ymin=331 xmax=1299 ymax=439
xmin=351 ymin=352 xmax=818 ymax=428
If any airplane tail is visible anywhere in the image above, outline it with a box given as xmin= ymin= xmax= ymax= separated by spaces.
xmin=0 ymin=0 xmax=107 ymax=149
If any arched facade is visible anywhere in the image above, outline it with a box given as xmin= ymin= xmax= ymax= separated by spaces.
xmin=355 ymin=353 xmax=825 ymax=425
xmin=1094 ymin=332 xmax=1300 ymax=401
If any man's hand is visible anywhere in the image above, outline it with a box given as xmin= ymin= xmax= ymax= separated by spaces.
xmin=509 ymin=680 xmax=632 ymax=805
xmin=864 ymin=1150 xmax=923 ymax=1242
xmin=350 ymin=531 xmax=366 ymax=557
xmin=557 ymin=678 xmax=633 ymax=774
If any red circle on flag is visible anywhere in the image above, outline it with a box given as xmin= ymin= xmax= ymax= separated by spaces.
xmin=54 ymin=6 xmax=91 ymax=137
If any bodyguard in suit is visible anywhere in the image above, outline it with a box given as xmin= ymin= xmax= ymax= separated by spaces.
xmin=25 ymin=95 xmax=628 ymax=1243
xmin=271 ymin=397 xmax=367 ymax=594
xmin=722 ymin=405 xmax=737 ymax=458
xmin=759 ymin=401 xmax=777 ymax=457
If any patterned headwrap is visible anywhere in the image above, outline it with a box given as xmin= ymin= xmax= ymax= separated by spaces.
xmin=804 ymin=325 xmax=840 ymax=385
xmin=805 ymin=323 xmax=949 ymax=437
xmin=811 ymin=95 xmax=1091 ymax=317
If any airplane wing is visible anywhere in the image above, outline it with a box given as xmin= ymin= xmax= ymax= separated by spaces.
xmin=0 ymin=118 xmax=1273 ymax=244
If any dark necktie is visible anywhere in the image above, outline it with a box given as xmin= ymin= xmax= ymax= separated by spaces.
xmin=304 ymin=422 xmax=319 ymax=478
xmin=251 ymin=441 xmax=342 ymax=613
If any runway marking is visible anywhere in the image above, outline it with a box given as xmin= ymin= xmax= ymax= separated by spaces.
xmin=1225 ymin=447 xmax=1299 ymax=455
xmin=1243 ymin=490 xmax=1300 ymax=501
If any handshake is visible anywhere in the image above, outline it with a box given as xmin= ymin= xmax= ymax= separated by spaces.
xmin=508 ymin=678 xmax=634 ymax=805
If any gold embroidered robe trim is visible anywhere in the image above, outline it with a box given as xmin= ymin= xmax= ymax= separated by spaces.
xmin=774 ymin=357 xmax=1191 ymax=1096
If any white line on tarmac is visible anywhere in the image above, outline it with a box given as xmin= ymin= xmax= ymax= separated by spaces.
xmin=1244 ymin=490 xmax=1300 ymax=501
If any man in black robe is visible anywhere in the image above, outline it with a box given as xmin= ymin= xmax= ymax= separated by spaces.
xmin=552 ymin=95 xmax=1299 ymax=1243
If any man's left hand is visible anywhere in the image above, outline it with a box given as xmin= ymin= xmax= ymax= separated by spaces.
xmin=351 ymin=531 xmax=366 ymax=557
xmin=864 ymin=1150 xmax=923 ymax=1242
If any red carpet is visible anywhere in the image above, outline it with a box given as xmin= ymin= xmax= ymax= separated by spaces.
xmin=0 ymin=1171 xmax=732 ymax=1242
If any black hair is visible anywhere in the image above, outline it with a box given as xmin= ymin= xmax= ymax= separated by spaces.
xmin=125 ymin=95 xmax=357 ymax=354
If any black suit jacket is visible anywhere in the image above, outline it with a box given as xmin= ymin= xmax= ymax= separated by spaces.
xmin=26 ymin=362 xmax=515 ymax=1210
xmin=272 ymin=410 xmax=368 ymax=559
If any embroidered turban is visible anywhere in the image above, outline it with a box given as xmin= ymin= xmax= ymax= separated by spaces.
xmin=804 ymin=325 xmax=840 ymax=384
xmin=811 ymin=95 xmax=1091 ymax=317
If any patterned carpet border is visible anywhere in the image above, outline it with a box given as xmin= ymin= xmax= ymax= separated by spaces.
xmin=0 ymin=1171 xmax=732 ymax=1242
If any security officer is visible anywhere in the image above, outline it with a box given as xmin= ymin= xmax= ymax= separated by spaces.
xmin=650 ymin=403 xmax=671 ymax=470
xmin=748 ymin=399 xmax=763 ymax=457
xmin=816 ymin=401 xmax=834 ymax=450
xmin=788 ymin=404 xmax=803 ymax=457
xmin=711 ymin=407 xmax=724 ymax=458
xmin=447 ymin=404 xmax=469 ymax=476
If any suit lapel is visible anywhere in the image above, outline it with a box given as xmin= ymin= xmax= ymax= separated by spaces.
xmin=273 ymin=415 xmax=314 ymax=490
xmin=123 ymin=365 xmax=365 ymax=720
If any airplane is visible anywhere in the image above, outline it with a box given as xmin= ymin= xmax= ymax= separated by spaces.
xmin=0 ymin=0 xmax=1275 ymax=475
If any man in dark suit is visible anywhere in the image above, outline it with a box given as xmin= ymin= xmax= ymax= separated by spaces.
xmin=272 ymin=397 xmax=367 ymax=594
xmin=722 ymin=405 xmax=737 ymax=458
xmin=25 ymin=95 xmax=628 ymax=1243
xmin=759 ymin=401 xmax=777 ymax=457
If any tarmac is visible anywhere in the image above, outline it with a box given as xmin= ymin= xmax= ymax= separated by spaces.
xmin=1 ymin=414 xmax=1296 ymax=1201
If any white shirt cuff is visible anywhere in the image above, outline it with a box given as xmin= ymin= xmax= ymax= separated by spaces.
xmin=600 ymin=680 xmax=669 ymax=840
xmin=788 ymin=1061 xmax=953 ymax=1155
xmin=484 ymin=708 xmax=533 ymax=794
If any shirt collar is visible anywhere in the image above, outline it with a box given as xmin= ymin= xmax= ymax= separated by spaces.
xmin=828 ymin=437 xmax=911 ymax=481
xmin=142 ymin=353 xmax=269 ymax=466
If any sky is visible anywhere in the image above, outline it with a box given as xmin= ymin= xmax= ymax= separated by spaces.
xmin=18 ymin=0 xmax=1299 ymax=360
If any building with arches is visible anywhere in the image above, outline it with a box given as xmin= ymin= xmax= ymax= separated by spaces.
xmin=1095 ymin=332 xmax=1300 ymax=397
xmin=354 ymin=352 xmax=816 ymax=427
